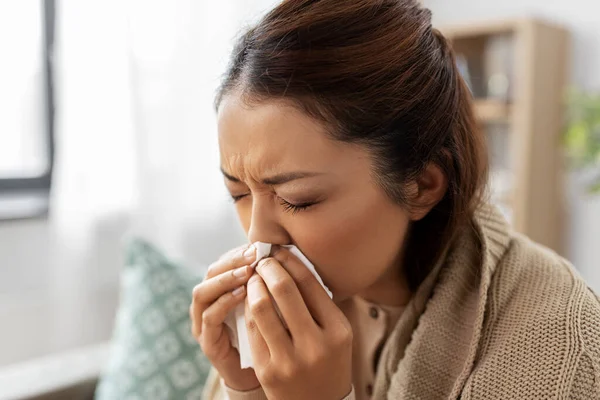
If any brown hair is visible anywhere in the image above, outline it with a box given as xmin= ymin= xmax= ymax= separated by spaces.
xmin=216 ymin=0 xmax=488 ymax=291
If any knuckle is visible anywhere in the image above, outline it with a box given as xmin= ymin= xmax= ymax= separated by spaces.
xmin=201 ymin=347 xmax=215 ymax=360
xmin=200 ymin=340 xmax=218 ymax=360
xmin=216 ymin=291 xmax=236 ymax=310
xmin=295 ymin=271 xmax=315 ymax=288
xmin=279 ymin=360 xmax=299 ymax=380
xmin=201 ymin=309 xmax=217 ymax=327
xmin=216 ymin=272 xmax=230 ymax=287
xmin=246 ymin=316 xmax=258 ymax=334
xmin=250 ymin=297 xmax=271 ymax=317
xmin=246 ymin=277 xmax=262 ymax=293
xmin=305 ymin=347 xmax=326 ymax=366
xmin=271 ymin=278 xmax=295 ymax=298
xmin=273 ymin=248 xmax=291 ymax=264
xmin=256 ymin=367 xmax=279 ymax=386
xmin=331 ymin=324 xmax=353 ymax=347
xmin=192 ymin=284 xmax=204 ymax=302
xmin=247 ymin=274 xmax=262 ymax=286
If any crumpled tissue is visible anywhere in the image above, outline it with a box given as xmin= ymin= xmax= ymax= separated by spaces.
xmin=224 ymin=242 xmax=332 ymax=369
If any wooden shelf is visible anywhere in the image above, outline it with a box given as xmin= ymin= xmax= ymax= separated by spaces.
xmin=441 ymin=19 xmax=521 ymax=40
xmin=473 ymin=99 xmax=512 ymax=122
xmin=441 ymin=18 xmax=570 ymax=254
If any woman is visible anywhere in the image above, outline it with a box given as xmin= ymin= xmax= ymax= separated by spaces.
xmin=190 ymin=1 xmax=600 ymax=399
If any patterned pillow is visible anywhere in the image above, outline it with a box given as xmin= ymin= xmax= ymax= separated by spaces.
xmin=95 ymin=238 xmax=211 ymax=400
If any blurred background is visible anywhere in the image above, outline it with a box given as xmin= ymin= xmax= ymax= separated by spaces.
xmin=0 ymin=0 xmax=599 ymax=398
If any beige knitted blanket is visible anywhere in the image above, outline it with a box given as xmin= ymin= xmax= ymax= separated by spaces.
xmin=204 ymin=204 xmax=600 ymax=399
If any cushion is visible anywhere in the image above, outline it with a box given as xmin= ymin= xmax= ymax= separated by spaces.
xmin=94 ymin=238 xmax=211 ymax=400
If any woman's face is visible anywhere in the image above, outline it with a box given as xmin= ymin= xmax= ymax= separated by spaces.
xmin=217 ymin=94 xmax=412 ymax=302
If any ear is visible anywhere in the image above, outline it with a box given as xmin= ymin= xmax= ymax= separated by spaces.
xmin=409 ymin=163 xmax=448 ymax=221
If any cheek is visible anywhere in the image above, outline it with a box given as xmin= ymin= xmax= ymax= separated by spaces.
xmin=293 ymin=197 xmax=410 ymax=297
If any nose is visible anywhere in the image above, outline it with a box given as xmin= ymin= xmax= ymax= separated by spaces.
xmin=246 ymin=197 xmax=291 ymax=245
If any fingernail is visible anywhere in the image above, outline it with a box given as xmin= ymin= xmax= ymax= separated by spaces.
xmin=243 ymin=245 xmax=255 ymax=258
xmin=232 ymin=286 xmax=245 ymax=296
xmin=234 ymin=266 xmax=248 ymax=278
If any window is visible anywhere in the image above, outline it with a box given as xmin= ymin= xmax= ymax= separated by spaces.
xmin=0 ymin=0 xmax=55 ymax=220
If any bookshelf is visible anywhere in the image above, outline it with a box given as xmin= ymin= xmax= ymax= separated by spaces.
xmin=473 ymin=99 xmax=512 ymax=122
xmin=442 ymin=18 xmax=570 ymax=254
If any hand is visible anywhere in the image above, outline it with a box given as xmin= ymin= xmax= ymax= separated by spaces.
xmin=190 ymin=244 xmax=261 ymax=392
xmin=245 ymin=247 xmax=353 ymax=400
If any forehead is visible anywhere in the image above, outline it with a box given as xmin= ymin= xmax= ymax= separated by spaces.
xmin=217 ymin=95 xmax=353 ymax=177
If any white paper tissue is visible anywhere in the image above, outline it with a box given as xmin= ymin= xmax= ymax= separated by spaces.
xmin=224 ymin=242 xmax=332 ymax=369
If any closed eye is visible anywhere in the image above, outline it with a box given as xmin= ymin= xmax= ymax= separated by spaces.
xmin=230 ymin=193 xmax=249 ymax=203
xmin=230 ymin=193 xmax=317 ymax=214
xmin=278 ymin=198 xmax=315 ymax=214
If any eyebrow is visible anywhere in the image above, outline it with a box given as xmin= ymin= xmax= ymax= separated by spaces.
xmin=220 ymin=168 xmax=324 ymax=186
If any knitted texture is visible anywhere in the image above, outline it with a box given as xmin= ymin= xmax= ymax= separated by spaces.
xmin=569 ymin=354 xmax=597 ymax=400
xmin=373 ymin=204 xmax=600 ymax=399
xmin=204 ymin=204 xmax=600 ymax=399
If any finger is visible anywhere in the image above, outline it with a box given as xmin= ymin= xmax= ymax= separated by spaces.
xmin=254 ymin=257 xmax=317 ymax=338
xmin=191 ymin=266 xmax=252 ymax=337
xmin=272 ymin=247 xmax=340 ymax=327
xmin=246 ymin=273 xmax=292 ymax=357
xmin=193 ymin=265 xmax=253 ymax=307
xmin=245 ymin=296 xmax=270 ymax=367
xmin=201 ymin=285 xmax=247 ymax=348
xmin=190 ymin=303 xmax=201 ymax=338
xmin=205 ymin=244 xmax=257 ymax=279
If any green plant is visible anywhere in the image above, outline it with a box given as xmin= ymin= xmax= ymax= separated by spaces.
xmin=564 ymin=89 xmax=600 ymax=193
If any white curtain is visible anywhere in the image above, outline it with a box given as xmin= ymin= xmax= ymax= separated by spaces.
xmin=51 ymin=0 xmax=279 ymax=268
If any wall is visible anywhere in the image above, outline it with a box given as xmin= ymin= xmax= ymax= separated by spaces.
xmin=0 ymin=217 xmax=122 ymax=367
xmin=425 ymin=0 xmax=600 ymax=292
xmin=0 ymin=0 xmax=275 ymax=368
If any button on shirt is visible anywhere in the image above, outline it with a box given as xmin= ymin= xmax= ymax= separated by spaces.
xmin=223 ymin=296 xmax=405 ymax=400
xmin=340 ymin=297 xmax=405 ymax=400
